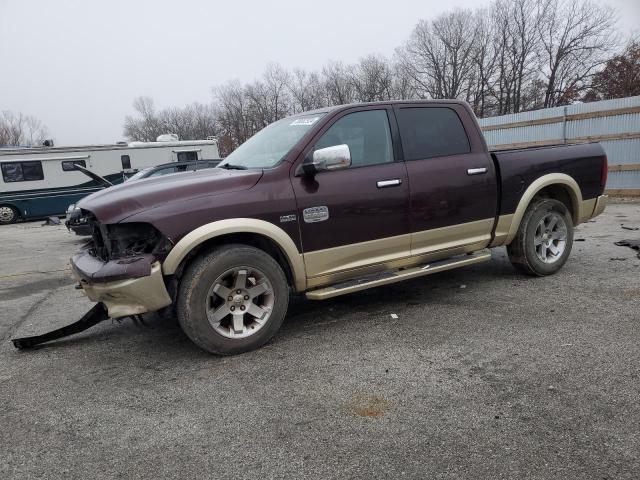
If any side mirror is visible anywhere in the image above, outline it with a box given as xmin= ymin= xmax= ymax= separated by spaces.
xmin=300 ymin=144 xmax=351 ymax=176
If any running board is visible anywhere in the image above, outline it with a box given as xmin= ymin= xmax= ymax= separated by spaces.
xmin=305 ymin=249 xmax=491 ymax=300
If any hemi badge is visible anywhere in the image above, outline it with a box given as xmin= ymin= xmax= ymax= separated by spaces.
xmin=280 ymin=214 xmax=297 ymax=223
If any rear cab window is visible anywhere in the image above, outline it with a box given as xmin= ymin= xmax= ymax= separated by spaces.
xmin=396 ymin=107 xmax=470 ymax=160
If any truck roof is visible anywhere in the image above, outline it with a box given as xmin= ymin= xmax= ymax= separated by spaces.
xmin=299 ymin=99 xmax=472 ymax=117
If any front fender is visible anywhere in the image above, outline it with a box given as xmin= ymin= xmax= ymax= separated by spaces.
xmin=162 ymin=218 xmax=306 ymax=291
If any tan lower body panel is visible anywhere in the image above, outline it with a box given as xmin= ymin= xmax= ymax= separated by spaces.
xmin=304 ymin=219 xmax=494 ymax=289
xmin=489 ymin=214 xmax=514 ymax=247
xmin=73 ymin=262 xmax=172 ymax=318
xmin=306 ymin=249 xmax=492 ymax=300
xmin=410 ymin=218 xmax=494 ymax=256
xmin=303 ymin=232 xmax=411 ymax=280
xmin=493 ymin=195 xmax=607 ymax=248
xmin=579 ymin=198 xmax=597 ymax=224
xmin=592 ymin=195 xmax=607 ymax=218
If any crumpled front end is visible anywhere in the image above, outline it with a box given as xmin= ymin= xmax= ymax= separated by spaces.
xmin=70 ymin=216 xmax=173 ymax=318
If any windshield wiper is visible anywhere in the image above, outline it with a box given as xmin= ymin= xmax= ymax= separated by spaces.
xmin=219 ymin=163 xmax=248 ymax=170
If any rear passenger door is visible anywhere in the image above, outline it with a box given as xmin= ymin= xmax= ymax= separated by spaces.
xmin=394 ymin=104 xmax=497 ymax=256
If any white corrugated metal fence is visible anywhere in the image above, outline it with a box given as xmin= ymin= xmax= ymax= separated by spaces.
xmin=477 ymin=96 xmax=640 ymax=195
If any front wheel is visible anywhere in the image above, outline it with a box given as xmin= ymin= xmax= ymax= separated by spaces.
xmin=507 ymin=198 xmax=574 ymax=276
xmin=177 ymin=244 xmax=289 ymax=355
xmin=0 ymin=205 xmax=18 ymax=225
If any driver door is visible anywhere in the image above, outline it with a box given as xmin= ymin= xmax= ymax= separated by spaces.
xmin=291 ymin=107 xmax=410 ymax=286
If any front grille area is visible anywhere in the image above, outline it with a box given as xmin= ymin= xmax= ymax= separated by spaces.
xmin=83 ymin=213 xmax=171 ymax=262
xmin=87 ymin=216 xmax=109 ymax=261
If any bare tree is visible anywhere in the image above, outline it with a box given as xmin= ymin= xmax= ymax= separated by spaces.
xmin=123 ymin=96 xmax=217 ymax=142
xmin=0 ymin=111 xmax=49 ymax=146
xmin=490 ymin=0 xmax=543 ymax=114
xmin=537 ymin=0 xmax=617 ymax=107
xmin=400 ymin=9 xmax=478 ymax=100
xmin=322 ymin=61 xmax=356 ymax=105
xmin=244 ymin=63 xmax=292 ymax=128
xmin=122 ymin=0 xmax=620 ymax=156
xmin=288 ymin=68 xmax=326 ymax=113
xmin=388 ymin=55 xmax=418 ymax=100
xmin=350 ymin=54 xmax=394 ymax=102
xmin=213 ymin=81 xmax=256 ymax=156
xmin=467 ymin=8 xmax=498 ymax=116
xmin=123 ymin=97 xmax=163 ymax=142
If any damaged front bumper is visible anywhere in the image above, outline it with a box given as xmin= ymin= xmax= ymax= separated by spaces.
xmin=71 ymin=249 xmax=172 ymax=318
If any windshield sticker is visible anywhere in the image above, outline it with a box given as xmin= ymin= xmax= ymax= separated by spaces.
xmin=290 ymin=116 xmax=320 ymax=126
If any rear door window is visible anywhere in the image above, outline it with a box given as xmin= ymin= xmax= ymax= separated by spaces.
xmin=396 ymin=107 xmax=470 ymax=161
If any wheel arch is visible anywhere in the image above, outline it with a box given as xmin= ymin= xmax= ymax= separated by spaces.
xmin=504 ymin=174 xmax=584 ymax=245
xmin=162 ymin=219 xmax=306 ymax=292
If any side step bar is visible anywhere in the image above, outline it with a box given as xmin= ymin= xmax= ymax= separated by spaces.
xmin=306 ymin=249 xmax=491 ymax=300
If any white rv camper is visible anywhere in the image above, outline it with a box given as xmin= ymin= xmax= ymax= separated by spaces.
xmin=0 ymin=137 xmax=220 ymax=224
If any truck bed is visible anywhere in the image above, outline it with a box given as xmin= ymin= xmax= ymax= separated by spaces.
xmin=491 ymin=142 xmax=607 ymax=218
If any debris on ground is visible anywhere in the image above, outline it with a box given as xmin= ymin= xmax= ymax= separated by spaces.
xmin=614 ymin=239 xmax=640 ymax=259
xmin=575 ymin=238 xmax=586 ymax=242
xmin=42 ymin=216 xmax=61 ymax=226
xmin=460 ymin=285 xmax=467 ymax=289
xmin=390 ymin=313 xmax=398 ymax=319
xmin=610 ymin=258 xmax=627 ymax=261
xmin=621 ymin=225 xmax=639 ymax=231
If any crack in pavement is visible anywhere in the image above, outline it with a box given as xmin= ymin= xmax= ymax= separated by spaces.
xmin=0 ymin=286 xmax=65 ymax=342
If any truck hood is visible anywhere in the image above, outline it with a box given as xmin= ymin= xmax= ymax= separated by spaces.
xmin=77 ymin=168 xmax=262 ymax=224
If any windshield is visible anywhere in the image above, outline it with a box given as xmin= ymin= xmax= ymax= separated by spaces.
xmin=125 ymin=168 xmax=153 ymax=182
xmin=218 ymin=113 xmax=325 ymax=169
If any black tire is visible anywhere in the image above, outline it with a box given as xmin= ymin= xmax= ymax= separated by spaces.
xmin=177 ymin=244 xmax=289 ymax=355
xmin=0 ymin=205 xmax=18 ymax=225
xmin=507 ymin=198 xmax=574 ymax=276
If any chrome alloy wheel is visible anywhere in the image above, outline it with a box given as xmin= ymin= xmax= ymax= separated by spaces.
xmin=0 ymin=206 xmax=16 ymax=224
xmin=206 ymin=267 xmax=274 ymax=339
xmin=534 ymin=212 xmax=568 ymax=264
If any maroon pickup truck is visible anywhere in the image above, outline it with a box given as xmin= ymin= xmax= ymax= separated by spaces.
xmin=37 ymin=100 xmax=609 ymax=354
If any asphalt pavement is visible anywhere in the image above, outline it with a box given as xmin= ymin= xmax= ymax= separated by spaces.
xmin=1 ymin=202 xmax=639 ymax=479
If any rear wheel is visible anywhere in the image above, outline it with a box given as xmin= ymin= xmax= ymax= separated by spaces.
xmin=0 ymin=205 xmax=18 ymax=225
xmin=177 ymin=244 xmax=289 ymax=355
xmin=507 ymin=198 xmax=574 ymax=276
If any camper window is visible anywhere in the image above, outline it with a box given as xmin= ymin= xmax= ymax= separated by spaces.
xmin=121 ymin=155 xmax=131 ymax=169
xmin=61 ymin=160 xmax=87 ymax=171
xmin=177 ymin=151 xmax=198 ymax=162
xmin=1 ymin=161 xmax=44 ymax=182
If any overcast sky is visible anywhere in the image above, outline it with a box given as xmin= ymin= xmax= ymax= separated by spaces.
xmin=1 ymin=0 xmax=638 ymax=146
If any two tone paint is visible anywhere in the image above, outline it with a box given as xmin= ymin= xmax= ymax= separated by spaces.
xmin=78 ymin=100 xmax=608 ymax=299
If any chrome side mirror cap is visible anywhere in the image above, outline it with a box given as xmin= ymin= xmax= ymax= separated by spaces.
xmin=299 ymin=144 xmax=351 ymax=176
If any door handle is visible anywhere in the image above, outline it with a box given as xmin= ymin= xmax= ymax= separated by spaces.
xmin=467 ymin=167 xmax=488 ymax=175
xmin=376 ymin=179 xmax=402 ymax=188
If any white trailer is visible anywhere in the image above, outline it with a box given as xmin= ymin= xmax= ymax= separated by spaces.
xmin=0 ymin=138 xmax=220 ymax=224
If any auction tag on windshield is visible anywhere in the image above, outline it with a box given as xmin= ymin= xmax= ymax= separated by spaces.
xmin=290 ymin=116 xmax=320 ymax=126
